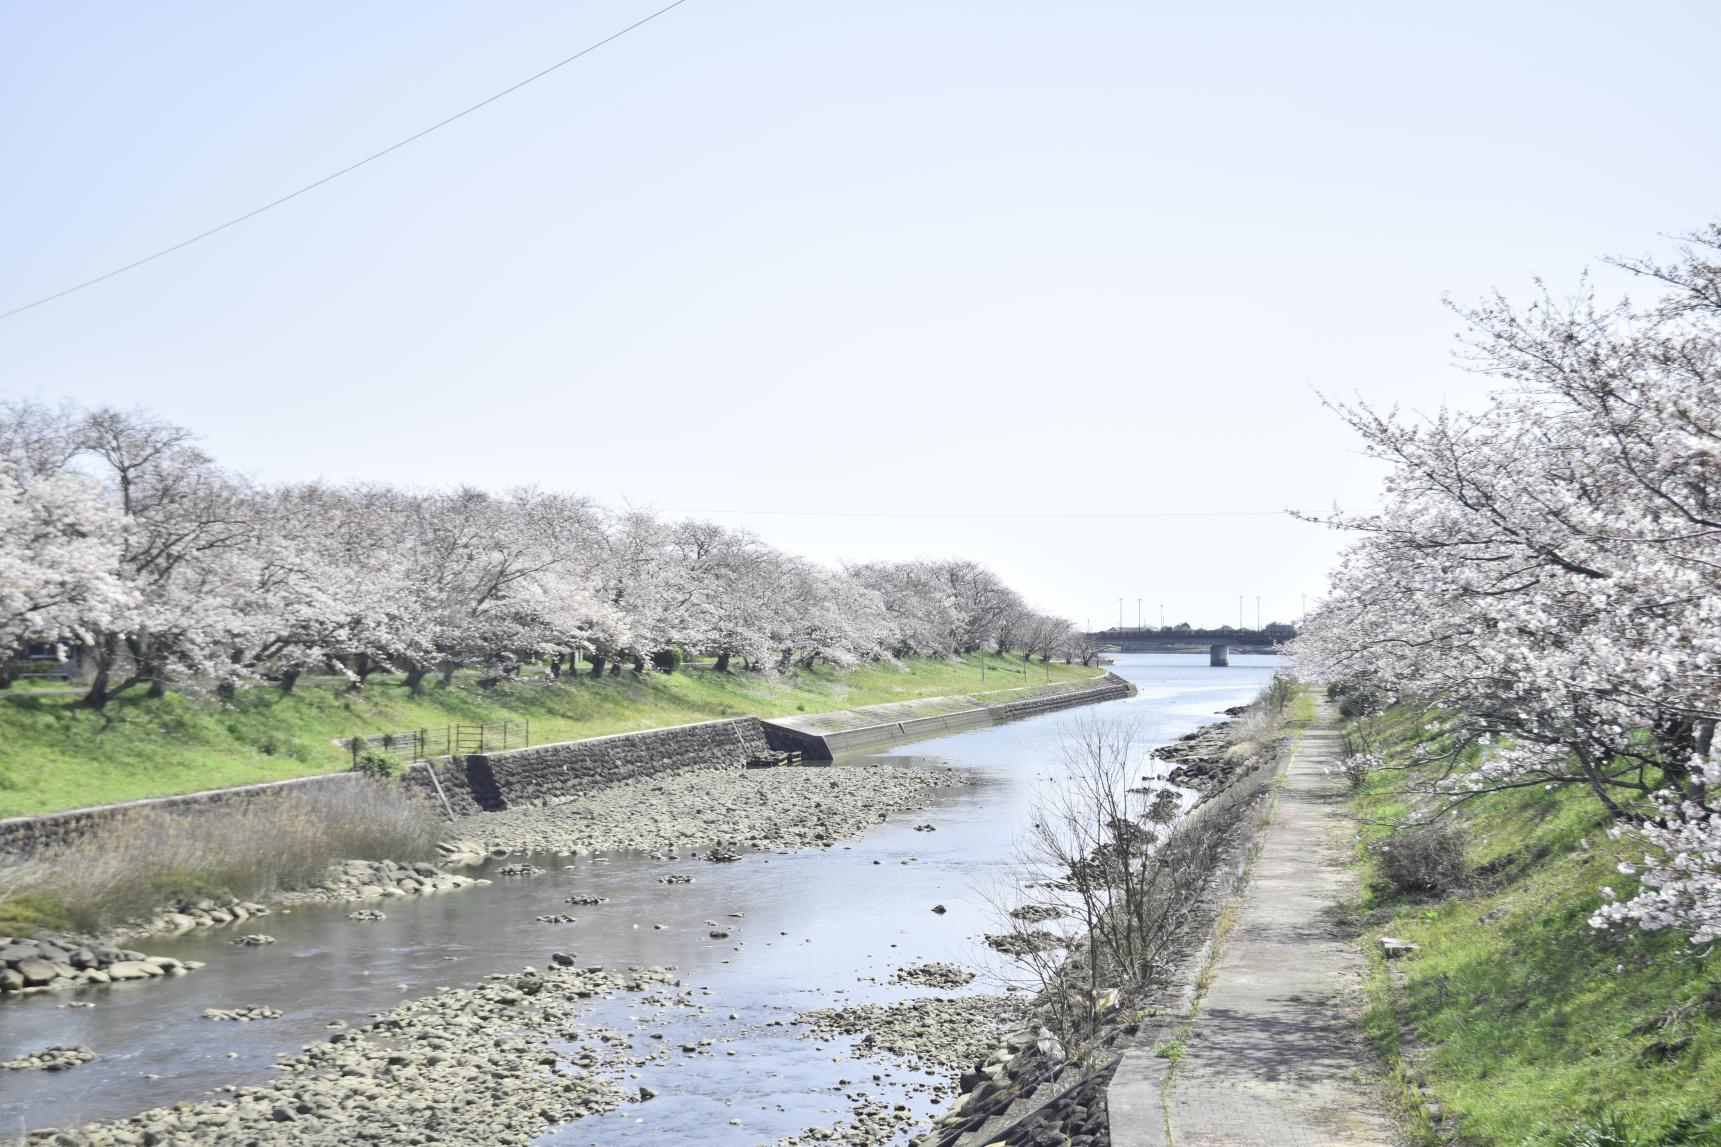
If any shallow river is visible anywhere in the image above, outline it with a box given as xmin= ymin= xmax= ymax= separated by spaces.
xmin=0 ymin=653 xmax=1278 ymax=1143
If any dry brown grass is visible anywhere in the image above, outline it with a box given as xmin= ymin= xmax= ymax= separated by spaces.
xmin=1223 ymin=675 xmax=1296 ymax=762
xmin=0 ymin=779 xmax=439 ymax=933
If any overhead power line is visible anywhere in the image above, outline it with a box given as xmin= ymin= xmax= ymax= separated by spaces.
xmin=0 ymin=0 xmax=693 ymax=322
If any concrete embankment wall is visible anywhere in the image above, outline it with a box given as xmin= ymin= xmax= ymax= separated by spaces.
xmin=0 ymin=772 xmax=380 ymax=859
xmin=760 ymin=672 xmax=1136 ymax=759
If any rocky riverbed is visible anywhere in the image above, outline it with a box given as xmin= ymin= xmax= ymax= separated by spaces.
xmin=796 ymin=995 xmax=1021 ymax=1076
xmin=446 ymin=761 xmax=970 ymax=858
xmin=23 ymin=957 xmax=678 ymax=1145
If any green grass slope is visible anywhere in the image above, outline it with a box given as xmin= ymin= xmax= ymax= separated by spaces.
xmin=1349 ymin=710 xmax=1721 ymax=1145
xmin=0 ymin=655 xmax=1100 ymax=818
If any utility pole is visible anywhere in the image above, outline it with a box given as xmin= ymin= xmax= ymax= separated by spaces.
xmin=1238 ymin=595 xmax=1243 ymax=630
xmin=1159 ymin=603 xmax=1165 ymax=629
xmin=1136 ymin=598 xmax=1141 ymax=630
xmin=1118 ymin=598 xmax=1123 ymax=630
xmin=1301 ymin=594 xmax=1307 ymax=620
xmin=1256 ymin=596 xmax=1261 ymax=630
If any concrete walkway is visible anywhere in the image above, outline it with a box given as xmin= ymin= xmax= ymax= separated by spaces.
xmin=1110 ymin=703 xmax=1402 ymax=1146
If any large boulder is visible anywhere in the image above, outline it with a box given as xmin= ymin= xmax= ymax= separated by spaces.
xmin=14 ymin=958 xmax=59 ymax=987
xmin=105 ymin=961 xmax=157 ymax=981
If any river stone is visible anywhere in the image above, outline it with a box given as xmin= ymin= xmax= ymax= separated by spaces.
xmin=105 ymin=961 xmax=156 ymax=981
xmin=15 ymin=957 xmax=58 ymax=986
xmin=0 ymin=968 xmax=23 ymax=992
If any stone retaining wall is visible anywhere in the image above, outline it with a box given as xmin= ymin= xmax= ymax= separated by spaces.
xmin=405 ymin=717 xmax=770 ymax=815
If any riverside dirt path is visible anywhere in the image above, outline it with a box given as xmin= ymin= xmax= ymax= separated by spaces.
xmin=1109 ymin=701 xmax=1403 ymax=1146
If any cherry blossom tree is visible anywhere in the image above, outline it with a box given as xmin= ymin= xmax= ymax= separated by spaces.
xmin=1293 ymin=225 xmax=1721 ymax=942
xmin=0 ymin=461 xmax=127 ymax=685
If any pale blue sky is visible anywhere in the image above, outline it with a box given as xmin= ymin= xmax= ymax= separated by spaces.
xmin=3 ymin=2 xmax=1716 ymax=626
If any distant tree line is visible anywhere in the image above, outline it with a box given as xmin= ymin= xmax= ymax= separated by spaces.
xmin=0 ymin=402 xmax=1089 ymax=708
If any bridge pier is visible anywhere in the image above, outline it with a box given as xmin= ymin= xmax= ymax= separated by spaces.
xmin=1209 ymin=643 xmax=1229 ymax=667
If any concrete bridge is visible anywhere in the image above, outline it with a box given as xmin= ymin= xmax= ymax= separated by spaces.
xmin=1093 ymin=625 xmax=1294 ymax=666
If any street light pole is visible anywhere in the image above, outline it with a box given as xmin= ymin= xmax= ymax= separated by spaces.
xmin=1256 ymin=596 xmax=1261 ymax=630
xmin=1136 ymin=598 xmax=1141 ymax=630
xmin=1238 ymin=595 xmax=1243 ymax=629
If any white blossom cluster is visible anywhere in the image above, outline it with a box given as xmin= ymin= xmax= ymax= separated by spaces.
xmin=0 ymin=402 xmax=1080 ymax=706
xmin=1291 ymin=226 xmax=1721 ymax=942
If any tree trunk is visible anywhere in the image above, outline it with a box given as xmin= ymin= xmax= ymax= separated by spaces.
xmin=403 ymin=663 xmax=429 ymax=692
xmin=548 ymin=653 xmax=563 ymax=679
xmin=80 ymin=635 xmax=121 ymax=709
xmin=630 ymin=654 xmax=645 ymax=675
xmin=279 ymin=668 xmax=300 ymax=694
xmin=713 ymin=650 xmax=731 ymax=673
xmin=608 ymin=660 xmax=622 ymax=677
xmin=588 ymin=654 xmax=606 ymax=678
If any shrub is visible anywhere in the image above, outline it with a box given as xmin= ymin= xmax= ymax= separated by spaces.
xmin=1374 ymin=821 xmax=1466 ymax=897
xmin=1341 ymin=752 xmax=1380 ymax=789
xmin=353 ymin=749 xmax=402 ymax=780
xmin=650 ymin=648 xmax=682 ymax=673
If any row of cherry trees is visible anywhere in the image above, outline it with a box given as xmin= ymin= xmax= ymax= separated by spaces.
xmin=0 ymin=402 xmax=1085 ymax=708
xmin=1291 ymin=226 xmax=1721 ymax=943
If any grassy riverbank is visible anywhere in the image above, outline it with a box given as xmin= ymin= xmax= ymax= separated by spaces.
xmin=0 ymin=655 xmax=1100 ymax=817
xmin=1347 ymin=708 xmax=1721 ymax=1144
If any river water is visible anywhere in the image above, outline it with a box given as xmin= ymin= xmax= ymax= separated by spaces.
xmin=0 ymin=653 xmax=1278 ymax=1143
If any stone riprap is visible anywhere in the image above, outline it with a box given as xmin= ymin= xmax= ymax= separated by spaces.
xmin=761 ymin=673 xmax=1135 ymax=759
xmin=0 ymin=936 xmax=200 ymax=995
xmin=940 ymin=1060 xmax=1118 ymax=1147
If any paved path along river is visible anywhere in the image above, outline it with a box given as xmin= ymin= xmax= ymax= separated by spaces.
xmin=1112 ymin=701 xmax=1401 ymax=1146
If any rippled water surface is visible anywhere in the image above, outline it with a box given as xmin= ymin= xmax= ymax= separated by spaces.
xmin=0 ymin=654 xmax=1278 ymax=1142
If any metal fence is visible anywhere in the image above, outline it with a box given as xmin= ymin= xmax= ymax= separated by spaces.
xmin=347 ymin=720 xmax=530 ymax=765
